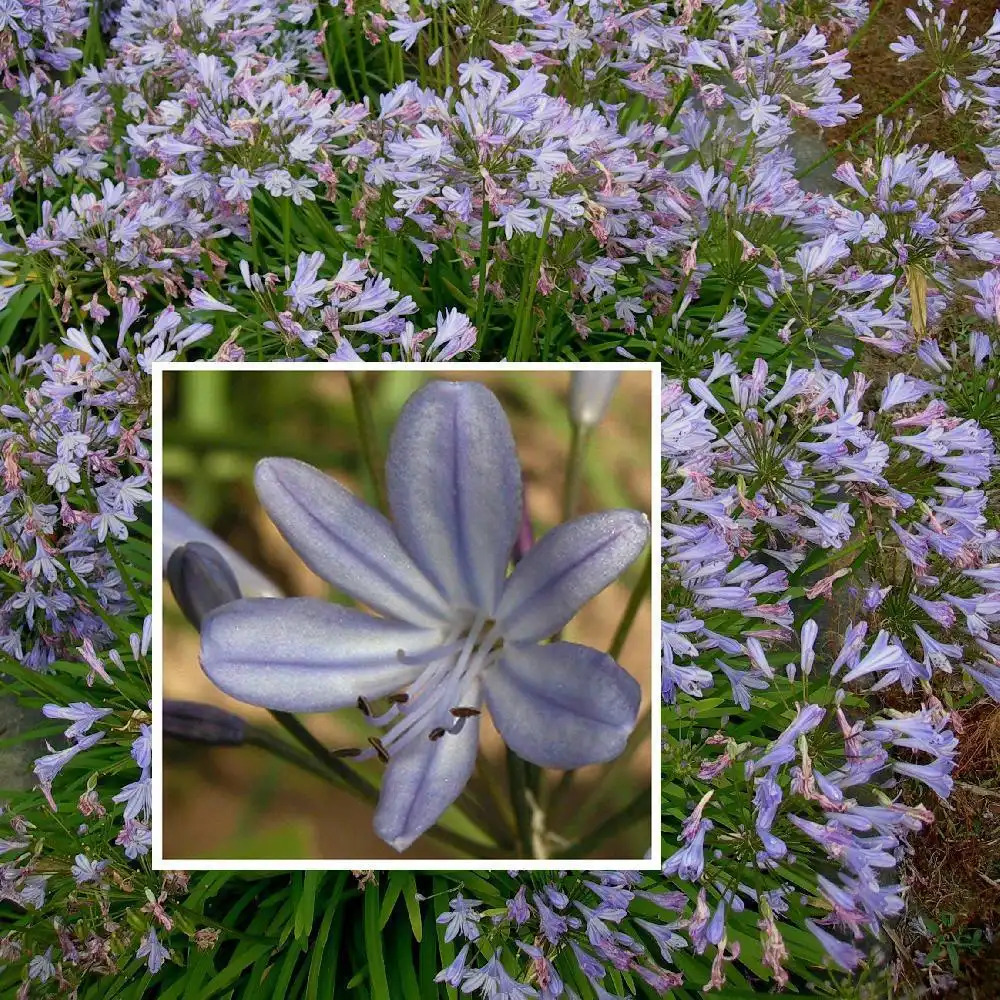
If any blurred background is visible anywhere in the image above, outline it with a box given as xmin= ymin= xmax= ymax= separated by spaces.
xmin=161 ymin=369 xmax=653 ymax=861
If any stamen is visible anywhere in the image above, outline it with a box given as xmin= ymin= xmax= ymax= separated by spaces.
xmin=357 ymin=696 xmax=372 ymax=717
xmin=449 ymin=707 xmax=481 ymax=718
xmin=428 ymin=727 xmax=446 ymax=741
xmin=388 ymin=692 xmax=410 ymax=704
xmin=395 ymin=638 xmax=464 ymax=666
xmin=367 ymin=736 xmax=390 ymax=762
xmin=366 ymin=704 xmax=401 ymax=727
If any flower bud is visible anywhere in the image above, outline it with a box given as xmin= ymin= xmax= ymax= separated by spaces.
xmin=167 ymin=542 xmax=241 ymax=630
xmin=162 ymin=701 xmax=246 ymax=746
xmin=568 ymin=372 xmax=621 ymax=427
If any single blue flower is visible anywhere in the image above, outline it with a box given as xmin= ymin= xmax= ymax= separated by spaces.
xmin=199 ymin=380 xmax=648 ymax=851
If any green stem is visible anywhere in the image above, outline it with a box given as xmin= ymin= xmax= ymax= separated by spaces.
xmin=269 ymin=710 xmax=379 ymax=802
xmin=608 ymin=549 xmax=652 ymax=660
xmin=281 ymin=198 xmax=291 ymax=268
xmin=346 ymin=372 xmax=387 ymax=514
xmin=562 ymin=423 xmax=591 ymax=522
xmin=506 ymin=748 xmax=535 ymax=858
xmin=796 ymin=68 xmax=941 ymax=180
xmin=558 ymin=789 xmax=649 ymax=859
xmin=848 ymin=0 xmax=885 ymax=52
xmin=512 ymin=210 xmax=553 ymax=361
xmin=243 ymin=719 xmax=493 ymax=857
xmin=474 ymin=194 xmax=492 ymax=351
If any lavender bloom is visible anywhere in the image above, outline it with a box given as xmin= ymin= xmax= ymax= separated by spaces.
xmin=199 ymin=381 xmax=646 ymax=851
xmin=136 ymin=929 xmax=170 ymax=974
xmin=70 ymin=854 xmax=108 ymax=885
xmin=33 ymin=731 xmax=104 ymax=810
xmin=662 ymin=820 xmax=713 ymax=881
xmin=437 ymin=895 xmax=482 ymax=943
xmin=805 ymin=920 xmax=864 ymax=971
xmin=41 ymin=702 xmax=112 ymax=740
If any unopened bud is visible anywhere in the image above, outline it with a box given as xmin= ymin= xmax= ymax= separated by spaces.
xmin=569 ymin=372 xmax=621 ymax=428
xmin=163 ymin=700 xmax=246 ymax=746
xmin=167 ymin=542 xmax=241 ymax=630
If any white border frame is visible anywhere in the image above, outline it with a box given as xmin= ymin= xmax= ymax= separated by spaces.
xmin=152 ymin=361 xmax=661 ymax=871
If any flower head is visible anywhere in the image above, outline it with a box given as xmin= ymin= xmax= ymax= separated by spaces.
xmin=200 ymin=381 xmax=648 ymax=850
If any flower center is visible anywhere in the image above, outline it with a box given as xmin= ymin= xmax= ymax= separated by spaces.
xmin=348 ymin=615 xmax=504 ymax=763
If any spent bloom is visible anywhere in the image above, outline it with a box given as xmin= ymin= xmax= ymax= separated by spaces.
xmin=200 ymin=381 xmax=648 ymax=850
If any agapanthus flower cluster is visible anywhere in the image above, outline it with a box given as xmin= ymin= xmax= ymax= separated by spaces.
xmin=434 ymin=873 xmax=687 ymax=998
xmin=662 ymin=687 xmax=954 ymax=981
xmin=0 ymin=0 xmax=998 ymax=994
xmin=0 ymin=346 xmax=153 ymax=668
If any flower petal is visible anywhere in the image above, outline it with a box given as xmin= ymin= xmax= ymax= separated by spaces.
xmin=485 ymin=641 xmax=640 ymax=769
xmin=255 ymin=458 xmax=451 ymax=626
xmin=200 ymin=598 xmax=445 ymax=711
xmin=163 ymin=499 xmax=281 ymax=597
xmin=496 ymin=510 xmax=649 ymax=641
xmin=373 ymin=677 xmax=482 ymax=852
xmin=386 ymin=381 xmax=522 ymax=616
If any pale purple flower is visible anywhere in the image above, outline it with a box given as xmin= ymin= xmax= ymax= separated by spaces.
xmin=33 ymin=731 xmax=104 ymax=810
xmin=806 ymin=920 xmax=864 ymax=971
xmin=136 ymin=929 xmax=170 ymax=973
xmin=437 ymin=895 xmax=482 ymax=942
xmin=71 ymin=854 xmax=108 ymax=884
xmin=219 ymin=166 xmax=259 ymax=202
xmin=200 ymin=381 xmax=647 ymax=850
xmin=42 ymin=702 xmax=112 ymax=740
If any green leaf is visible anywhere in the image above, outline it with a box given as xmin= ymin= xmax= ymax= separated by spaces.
xmin=364 ymin=884 xmax=391 ymax=1000
xmin=294 ymin=871 xmax=322 ymax=943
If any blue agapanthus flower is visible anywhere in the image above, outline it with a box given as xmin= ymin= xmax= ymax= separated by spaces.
xmin=199 ymin=379 xmax=649 ymax=851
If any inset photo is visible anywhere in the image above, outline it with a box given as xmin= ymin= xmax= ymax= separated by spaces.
xmin=154 ymin=364 xmax=659 ymax=867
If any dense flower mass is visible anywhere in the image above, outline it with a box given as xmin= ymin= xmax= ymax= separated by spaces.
xmin=0 ymin=0 xmax=998 ymax=996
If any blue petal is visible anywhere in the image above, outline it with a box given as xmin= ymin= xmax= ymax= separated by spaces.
xmin=200 ymin=598 xmax=445 ymax=711
xmin=386 ymin=381 xmax=522 ymax=616
xmin=373 ymin=677 xmax=482 ymax=852
xmin=496 ymin=510 xmax=649 ymax=641
xmin=255 ymin=458 xmax=451 ymax=626
xmin=485 ymin=641 xmax=640 ymax=768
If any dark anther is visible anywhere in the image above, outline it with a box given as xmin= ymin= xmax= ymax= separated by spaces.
xmin=331 ymin=747 xmax=362 ymax=758
xmin=449 ymin=707 xmax=481 ymax=718
xmin=357 ymin=696 xmax=372 ymax=716
xmin=428 ymin=727 xmax=446 ymax=741
xmin=388 ymin=692 xmax=410 ymax=704
xmin=367 ymin=737 xmax=390 ymax=762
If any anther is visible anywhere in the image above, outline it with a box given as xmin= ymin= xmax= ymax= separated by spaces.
xmin=331 ymin=747 xmax=362 ymax=758
xmin=367 ymin=737 xmax=390 ymax=762
xmin=449 ymin=707 xmax=481 ymax=718
xmin=388 ymin=692 xmax=410 ymax=704
xmin=428 ymin=727 xmax=446 ymax=741
xmin=357 ymin=696 xmax=372 ymax=716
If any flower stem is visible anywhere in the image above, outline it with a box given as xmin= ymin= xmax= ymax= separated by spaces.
xmin=506 ymin=747 xmax=535 ymax=858
xmin=608 ymin=549 xmax=652 ymax=660
xmin=346 ymin=372 xmax=387 ymax=514
xmin=558 ymin=788 xmax=649 ymax=859
xmin=474 ymin=193 xmax=492 ymax=351
xmin=511 ymin=210 xmax=553 ymax=361
xmin=269 ymin=710 xmax=378 ymax=802
xmin=562 ymin=423 xmax=591 ymax=522
xmin=249 ymin=715 xmax=495 ymax=856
